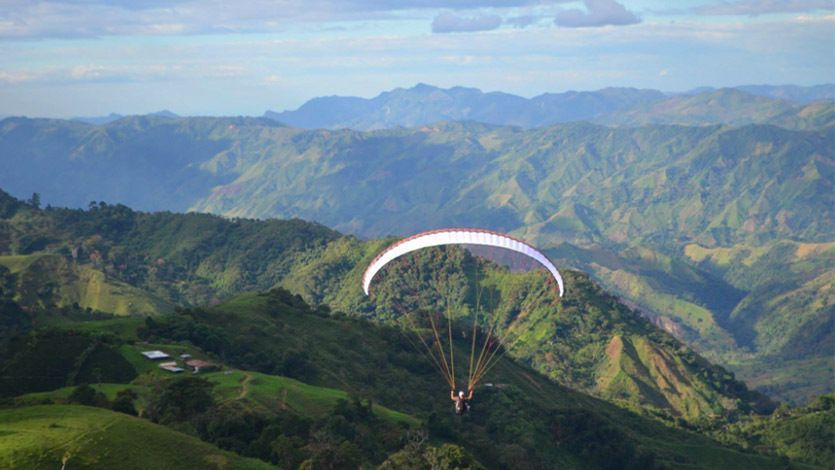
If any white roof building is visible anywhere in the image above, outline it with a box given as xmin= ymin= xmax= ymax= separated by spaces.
xmin=141 ymin=350 xmax=170 ymax=360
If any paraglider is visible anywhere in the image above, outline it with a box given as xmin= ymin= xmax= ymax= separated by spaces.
xmin=452 ymin=388 xmax=474 ymax=415
xmin=362 ymin=228 xmax=564 ymax=297
xmin=362 ymin=228 xmax=565 ymax=414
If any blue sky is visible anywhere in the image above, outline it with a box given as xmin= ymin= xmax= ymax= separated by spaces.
xmin=1 ymin=0 xmax=833 ymax=117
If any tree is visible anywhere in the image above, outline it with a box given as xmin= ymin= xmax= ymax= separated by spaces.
xmin=145 ymin=377 xmax=214 ymax=424
xmin=111 ymin=389 xmax=138 ymax=416
xmin=28 ymin=193 xmax=40 ymax=209
xmin=424 ymin=444 xmax=476 ymax=469
xmin=68 ymin=384 xmax=107 ymax=407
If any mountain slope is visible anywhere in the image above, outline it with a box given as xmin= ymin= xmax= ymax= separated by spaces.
xmin=281 ymin=243 xmax=773 ymax=421
xmin=0 ymin=254 xmax=173 ymax=315
xmin=3 ymin=286 xmax=794 ymax=468
xmin=0 ymin=190 xmax=340 ymax=308
xmin=136 ymin=288 xmax=786 ymax=468
xmin=190 ymin=122 xmax=833 ymax=246
xmin=0 ymin=191 xmax=776 ymax=423
xmin=0 ymin=115 xmax=284 ymax=212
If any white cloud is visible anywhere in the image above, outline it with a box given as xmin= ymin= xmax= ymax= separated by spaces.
xmin=432 ymin=12 xmax=502 ymax=33
xmin=0 ymin=3 xmax=832 ymax=116
xmin=505 ymin=15 xmax=543 ymax=28
xmin=554 ymin=0 xmax=640 ymax=28
xmin=0 ymin=70 xmax=38 ymax=84
xmin=0 ymin=0 xmax=577 ymax=39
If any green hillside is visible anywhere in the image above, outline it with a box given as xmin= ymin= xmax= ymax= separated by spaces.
xmin=0 ymin=192 xmax=779 ymax=424
xmin=0 ymin=191 xmax=339 ymax=309
xmin=188 ymin=122 xmax=832 ymax=247
xmin=0 ymin=115 xmax=284 ymax=212
xmin=285 ymin=244 xmax=773 ymax=422
xmin=0 ymin=257 xmax=818 ymax=467
xmin=133 ymin=288 xmax=790 ymax=468
xmin=0 ymin=254 xmax=172 ymax=316
xmin=713 ymin=395 xmax=835 ymax=467
xmin=12 ymin=371 xmax=418 ymax=428
xmin=0 ymin=405 xmax=272 ymax=469
xmin=0 ymin=191 xmax=826 ymax=421
xmin=1 ymin=116 xmax=829 ymax=247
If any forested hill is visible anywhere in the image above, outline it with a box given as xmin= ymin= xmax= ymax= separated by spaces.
xmin=0 ymin=190 xmax=772 ymax=424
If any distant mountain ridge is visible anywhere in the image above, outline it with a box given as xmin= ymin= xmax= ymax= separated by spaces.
xmin=45 ymin=83 xmax=835 ymax=131
xmin=264 ymin=83 xmax=834 ymax=130
xmin=698 ymin=84 xmax=835 ymax=103
xmin=71 ymin=110 xmax=179 ymax=125
xmin=265 ymin=84 xmax=666 ymax=130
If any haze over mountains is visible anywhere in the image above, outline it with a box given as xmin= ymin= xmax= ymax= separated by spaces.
xmin=56 ymin=83 xmax=835 ymax=132
xmin=1 ymin=82 xmax=832 ymax=407
xmin=263 ymin=83 xmax=835 ymax=131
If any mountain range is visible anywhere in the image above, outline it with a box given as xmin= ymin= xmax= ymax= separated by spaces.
xmin=1 ymin=83 xmax=832 ymax=407
xmin=263 ymin=83 xmax=834 ymax=131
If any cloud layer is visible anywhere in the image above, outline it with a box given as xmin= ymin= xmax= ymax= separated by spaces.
xmin=0 ymin=1 xmax=833 ymax=117
xmin=555 ymin=0 xmax=640 ymax=28
xmin=432 ymin=12 xmax=502 ymax=33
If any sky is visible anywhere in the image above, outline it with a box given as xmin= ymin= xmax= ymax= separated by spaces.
xmin=0 ymin=0 xmax=833 ymax=117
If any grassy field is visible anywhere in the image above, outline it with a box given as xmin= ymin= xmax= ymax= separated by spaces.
xmin=0 ymin=405 xmax=272 ymax=469
xmin=10 ymin=368 xmax=419 ymax=429
xmin=204 ymin=369 xmax=419 ymax=426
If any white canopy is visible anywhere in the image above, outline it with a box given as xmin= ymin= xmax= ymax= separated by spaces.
xmin=362 ymin=228 xmax=564 ymax=297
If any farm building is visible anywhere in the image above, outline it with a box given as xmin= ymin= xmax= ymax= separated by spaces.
xmin=141 ymin=350 xmax=170 ymax=360
xmin=158 ymin=361 xmax=184 ymax=373
xmin=185 ymin=359 xmax=218 ymax=373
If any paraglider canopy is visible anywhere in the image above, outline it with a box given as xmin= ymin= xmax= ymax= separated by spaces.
xmin=361 ymin=228 xmax=566 ymax=391
xmin=362 ymin=228 xmax=564 ymax=297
